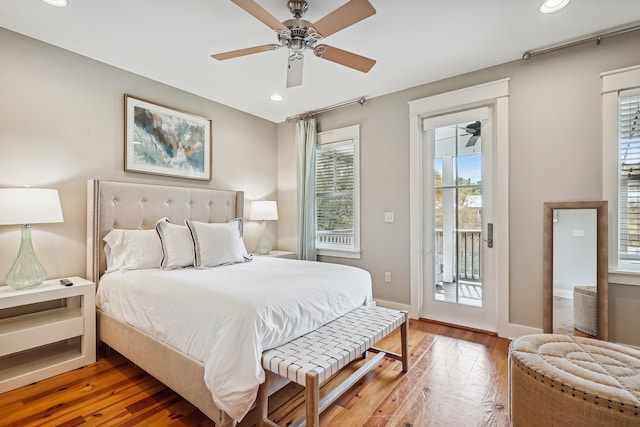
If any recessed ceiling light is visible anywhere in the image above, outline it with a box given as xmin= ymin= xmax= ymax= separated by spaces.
xmin=540 ymin=0 xmax=570 ymax=14
xmin=270 ymin=94 xmax=284 ymax=102
xmin=42 ymin=0 xmax=68 ymax=6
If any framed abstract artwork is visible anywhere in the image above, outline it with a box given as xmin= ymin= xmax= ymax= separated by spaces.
xmin=125 ymin=95 xmax=212 ymax=180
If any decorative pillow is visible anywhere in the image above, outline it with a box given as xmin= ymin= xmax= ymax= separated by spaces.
xmin=227 ymin=218 xmax=252 ymax=261
xmin=103 ymin=229 xmax=162 ymax=272
xmin=155 ymin=217 xmax=195 ymax=269
xmin=186 ymin=219 xmax=248 ymax=268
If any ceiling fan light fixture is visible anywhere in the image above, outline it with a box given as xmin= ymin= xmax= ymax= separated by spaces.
xmin=539 ymin=0 xmax=570 ymax=14
xmin=42 ymin=0 xmax=68 ymax=7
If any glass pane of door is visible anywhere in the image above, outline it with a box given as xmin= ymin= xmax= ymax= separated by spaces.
xmin=433 ymin=121 xmax=483 ymax=307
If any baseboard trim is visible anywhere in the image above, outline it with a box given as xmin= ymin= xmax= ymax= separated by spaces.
xmin=377 ymin=298 xmax=543 ymax=339
xmin=553 ymin=288 xmax=574 ymax=299
xmin=374 ymin=299 xmax=411 ymax=313
xmin=499 ymin=323 xmax=543 ymax=340
xmin=419 ymin=318 xmax=498 ymax=336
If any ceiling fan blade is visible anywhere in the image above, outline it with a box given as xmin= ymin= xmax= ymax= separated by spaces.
xmin=286 ymin=54 xmax=304 ymax=88
xmin=314 ymin=45 xmax=376 ymax=73
xmin=212 ymin=44 xmax=280 ymax=60
xmin=231 ymin=0 xmax=288 ymax=32
xmin=310 ymin=0 xmax=376 ymax=39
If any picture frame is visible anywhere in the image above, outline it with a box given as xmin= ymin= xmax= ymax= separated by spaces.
xmin=125 ymin=95 xmax=212 ymax=180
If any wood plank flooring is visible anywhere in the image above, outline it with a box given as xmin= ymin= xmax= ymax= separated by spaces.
xmin=0 ymin=320 xmax=511 ymax=427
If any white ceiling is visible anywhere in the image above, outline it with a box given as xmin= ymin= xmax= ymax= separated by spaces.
xmin=2 ymin=0 xmax=640 ymax=123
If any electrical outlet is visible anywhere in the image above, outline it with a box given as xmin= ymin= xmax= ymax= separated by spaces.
xmin=384 ymin=272 xmax=392 ymax=283
xmin=384 ymin=212 xmax=395 ymax=223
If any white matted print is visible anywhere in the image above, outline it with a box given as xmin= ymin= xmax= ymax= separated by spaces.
xmin=125 ymin=95 xmax=212 ymax=180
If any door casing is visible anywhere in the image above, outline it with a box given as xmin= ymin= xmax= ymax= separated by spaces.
xmin=408 ymin=79 xmax=510 ymax=336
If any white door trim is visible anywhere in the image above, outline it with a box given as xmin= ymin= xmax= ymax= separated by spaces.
xmin=408 ymin=79 xmax=516 ymax=337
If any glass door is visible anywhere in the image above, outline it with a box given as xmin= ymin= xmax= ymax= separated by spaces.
xmin=434 ymin=121 xmax=483 ymax=307
xmin=423 ymin=107 xmax=497 ymax=331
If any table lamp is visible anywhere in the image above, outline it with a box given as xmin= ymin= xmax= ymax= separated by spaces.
xmin=250 ymin=200 xmax=278 ymax=255
xmin=0 ymin=188 xmax=64 ymax=290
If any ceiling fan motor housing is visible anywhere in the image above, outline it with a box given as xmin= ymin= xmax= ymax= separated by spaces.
xmin=287 ymin=0 xmax=308 ymax=18
xmin=280 ymin=18 xmax=317 ymax=52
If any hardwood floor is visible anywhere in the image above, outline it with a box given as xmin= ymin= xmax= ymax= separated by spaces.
xmin=0 ymin=320 xmax=511 ymax=427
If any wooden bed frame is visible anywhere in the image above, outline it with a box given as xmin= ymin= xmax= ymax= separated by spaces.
xmin=86 ymin=179 xmax=286 ymax=426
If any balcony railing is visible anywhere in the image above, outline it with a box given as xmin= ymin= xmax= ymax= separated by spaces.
xmin=317 ymin=229 xmax=354 ymax=247
xmin=435 ymin=229 xmax=481 ymax=282
xmin=458 ymin=230 xmax=481 ymax=281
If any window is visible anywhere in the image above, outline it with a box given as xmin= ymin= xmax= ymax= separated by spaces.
xmin=315 ymin=125 xmax=360 ymax=258
xmin=618 ymin=90 xmax=640 ymax=266
xmin=602 ymin=65 xmax=640 ymax=278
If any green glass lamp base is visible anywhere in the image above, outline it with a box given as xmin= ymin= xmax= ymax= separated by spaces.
xmin=6 ymin=225 xmax=46 ymax=290
xmin=255 ymin=220 xmax=272 ymax=255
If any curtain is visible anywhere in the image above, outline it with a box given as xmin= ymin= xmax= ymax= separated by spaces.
xmin=296 ymin=117 xmax=317 ymax=261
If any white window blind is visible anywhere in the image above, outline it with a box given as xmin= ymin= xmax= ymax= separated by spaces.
xmin=314 ymin=124 xmax=360 ymax=258
xmin=316 ymin=140 xmax=355 ymax=250
xmin=618 ymin=89 xmax=640 ymax=261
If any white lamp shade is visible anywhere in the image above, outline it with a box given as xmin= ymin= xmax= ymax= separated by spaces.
xmin=250 ymin=200 xmax=278 ymax=221
xmin=0 ymin=188 xmax=64 ymax=225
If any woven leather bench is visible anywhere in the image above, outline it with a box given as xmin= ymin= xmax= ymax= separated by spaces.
xmin=257 ymin=305 xmax=409 ymax=427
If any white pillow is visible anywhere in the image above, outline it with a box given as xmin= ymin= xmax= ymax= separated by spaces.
xmin=186 ymin=220 xmax=248 ymax=268
xmin=155 ymin=218 xmax=195 ymax=269
xmin=227 ymin=218 xmax=252 ymax=260
xmin=103 ymin=229 xmax=162 ymax=272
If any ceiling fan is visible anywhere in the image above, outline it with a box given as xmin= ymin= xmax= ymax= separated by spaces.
xmin=212 ymin=0 xmax=377 ymax=88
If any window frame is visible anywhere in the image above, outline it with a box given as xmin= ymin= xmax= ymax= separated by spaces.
xmin=602 ymin=64 xmax=640 ymax=284
xmin=315 ymin=124 xmax=361 ymax=259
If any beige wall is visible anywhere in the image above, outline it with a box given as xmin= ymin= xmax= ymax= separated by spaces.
xmin=0 ymin=28 xmax=278 ymax=281
xmin=277 ymin=31 xmax=640 ymax=345
xmin=3 ymin=25 xmax=639 ymax=346
xmin=276 ymin=121 xmax=297 ymax=253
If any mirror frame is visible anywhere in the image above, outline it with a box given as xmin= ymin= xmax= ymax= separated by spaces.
xmin=543 ymin=201 xmax=608 ymax=340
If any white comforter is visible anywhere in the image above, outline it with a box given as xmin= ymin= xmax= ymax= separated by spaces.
xmin=96 ymin=257 xmax=372 ymax=420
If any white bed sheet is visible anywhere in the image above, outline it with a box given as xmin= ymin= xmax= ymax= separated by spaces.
xmin=96 ymin=257 xmax=372 ymax=420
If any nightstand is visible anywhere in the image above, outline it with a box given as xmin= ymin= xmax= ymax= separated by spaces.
xmin=0 ymin=277 xmax=96 ymax=393
xmin=257 ymin=250 xmax=297 ymax=259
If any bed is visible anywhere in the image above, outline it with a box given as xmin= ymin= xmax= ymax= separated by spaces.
xmin=85 ymin=179 xmax=373 ymax=426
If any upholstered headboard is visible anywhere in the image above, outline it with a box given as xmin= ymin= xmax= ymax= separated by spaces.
xmin=86 ymin=179 xmax=244 ymax=284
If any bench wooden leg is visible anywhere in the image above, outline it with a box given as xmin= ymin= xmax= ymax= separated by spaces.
xmin=401 ymin=311 xmax=409 ymax=372
xmin=369 ymin=310 xmax=410 ymax=372
xmin=256 ymin=375 xmax=268 ymax=427
xmin=257 ymin=375 xmax=279 ymax=427
xmin=305 ymin=372 xmax=320 ymax=427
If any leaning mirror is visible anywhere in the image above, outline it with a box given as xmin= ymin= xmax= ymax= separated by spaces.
xmin=543 ymin=201 xmax=608 ymax=341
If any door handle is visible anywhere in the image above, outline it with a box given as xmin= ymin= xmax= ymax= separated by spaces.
xmin=486 ymin=223 xmax=494 ymax=248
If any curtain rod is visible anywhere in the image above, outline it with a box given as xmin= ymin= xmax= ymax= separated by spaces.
xmin=522 ymin=23 xmax=640 ymax=60
xmin=285 ymin=97 xmax=366 ymax=122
